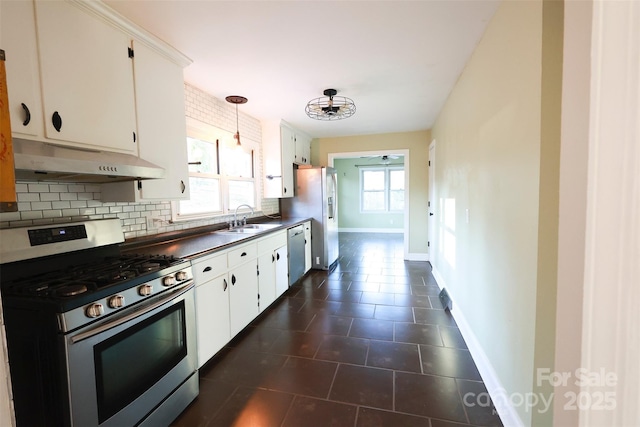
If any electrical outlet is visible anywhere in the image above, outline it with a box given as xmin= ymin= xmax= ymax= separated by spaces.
xmin=146 ymin=216 xmax=157 ymax=230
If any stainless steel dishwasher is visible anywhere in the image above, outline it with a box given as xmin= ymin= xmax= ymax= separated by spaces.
xmin=288 ymin=225 xmax=306 ymax=285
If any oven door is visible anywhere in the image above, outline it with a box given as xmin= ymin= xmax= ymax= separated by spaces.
xmin=64 ymin=281 xmax=197 ymax=427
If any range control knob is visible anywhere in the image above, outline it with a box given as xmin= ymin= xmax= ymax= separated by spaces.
xmin=163 ymin=275 xmax=176 ymax=287
xmin=108 ymin=295 xmax=125 ymax=309
xmin=175 ymin=271 xmax=188 ymax=281
xmin=85 ymin=303 xmax=104 ymax=318
xmin=139 ymin=284 xmax=153 ymax=296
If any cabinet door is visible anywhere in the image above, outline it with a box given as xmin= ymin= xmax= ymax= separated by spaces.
xmin=280 ymin=125 xmax=295 ymax=197
xmin=294 ymin=132 xmax=311 ymax=165
xmin=257 ymin=252 xmax=276 ymax=312
xmin=275 ymin=245 xmax=289 ymax=296
xmin=1 ymin=0 xmax=44 ymax=139
xmin=132 ymin=40 xmax=189 ymax=200
xmin=303 ymin=221 xmax=312 ymax=273
xmin=195 ymin=274 xmax=230 ymax=368
xmin=34 ymin=0 xmax=136 ymax=153
xmin=228 ymin=262 xmax=259 ymax=337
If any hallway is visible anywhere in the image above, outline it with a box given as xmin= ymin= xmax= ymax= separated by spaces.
xmin=171 ymin=233 xmax=501 ymax=426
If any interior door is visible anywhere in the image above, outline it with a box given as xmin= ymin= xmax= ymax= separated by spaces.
xmin=428 ymin=142 xmax=436 ymax=260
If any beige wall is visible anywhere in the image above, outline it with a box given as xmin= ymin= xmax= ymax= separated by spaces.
xmin=312 ymin=130 xmax=431 ymax=256
xmin=430 ymin=0 xmax=561 ymax=425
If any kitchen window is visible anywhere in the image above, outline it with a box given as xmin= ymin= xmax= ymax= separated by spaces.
xmin=172 ymin=119 xmax=258 ymax=221
xmin=360 ymin=166 xmax=404 ymax=212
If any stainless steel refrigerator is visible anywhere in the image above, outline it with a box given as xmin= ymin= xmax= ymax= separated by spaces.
xmin=280 ymin=166 xmax=339 ymax=270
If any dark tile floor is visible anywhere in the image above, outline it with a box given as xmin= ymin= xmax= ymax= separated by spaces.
xmin=171 ymin=233 xmax=502 ymax=427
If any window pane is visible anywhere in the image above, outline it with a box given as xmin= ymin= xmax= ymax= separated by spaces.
xmin=187 ymin=137 xmax=217 ymax=174
xmin=228 ymin=180 xmax=255 ymax=210
xmin=220 ymin=145 xmax=253 ymax=178
xmin=363 ymin=191 xmax=385 ymax=211
xmin=178 ymin=177 xmax=220 ymax=215
xmin=363 ymin=170 xmax=385 ymax=190
xmin=390 ymin=190 xmax=404 ymax=210
xmin=389 ymin=170 xmax=404 ymax=190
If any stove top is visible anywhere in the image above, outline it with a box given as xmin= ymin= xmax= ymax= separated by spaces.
xmin=3 ymin=254 xmax=186 ymax=299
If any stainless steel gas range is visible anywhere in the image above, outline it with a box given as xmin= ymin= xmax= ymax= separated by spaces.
xmin=0 ymin=219 xmax=198 ymax=427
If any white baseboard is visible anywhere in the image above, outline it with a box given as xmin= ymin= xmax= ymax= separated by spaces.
xmin=338 ymin=228 xmax=404 ymax=233
xmin=406 ymin=252 xmax=428 ymax=261
xmin=430 ymin=265 xmax=524 ymax=427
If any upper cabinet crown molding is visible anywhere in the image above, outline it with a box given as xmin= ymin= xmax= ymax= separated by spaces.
xmin=68 ymin=0 xmax=192 ymax=68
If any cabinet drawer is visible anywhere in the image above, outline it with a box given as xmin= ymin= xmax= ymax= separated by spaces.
xmin=193 ymin=252 xmax=227 ymax=285
xmin=256 ymin=231 xmax=287 ymax=254
xmin=227 ymin=242 xmax=257 ymax=269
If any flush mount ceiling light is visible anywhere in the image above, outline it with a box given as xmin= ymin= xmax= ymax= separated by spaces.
xmin=225 ymin=95 xmax=248 ymax=145
xmin=305 ymin=89 xmax=356 ymax=121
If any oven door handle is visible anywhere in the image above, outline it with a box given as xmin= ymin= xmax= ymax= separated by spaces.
xmin=70 ymin=280 xmax=194 ymax=344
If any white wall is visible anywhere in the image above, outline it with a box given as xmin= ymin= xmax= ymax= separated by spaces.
xmin=430 ymin=1 xmax=548 ymax=425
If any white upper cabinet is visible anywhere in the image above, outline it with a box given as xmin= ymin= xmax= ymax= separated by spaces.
xmin=293 ymin=131 xmax=311 ymax=166
xmin=262 ymin=120 xmax=295 ymax=198
xmin=34 ymin=0 xmax=137 ymax=153
xmin=2 ymin=0 xmax=192 ymax=201
xmin=262 ymin=120 xmax=312 ymax=198
xmin=101 ymin=40 xmax=190 ymax=202
xmin=1 ymin=0 xmax=44 ymax=139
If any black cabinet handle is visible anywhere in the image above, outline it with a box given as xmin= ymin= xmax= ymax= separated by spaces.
xmin=276 ymin=253 xmax=280 ymax=261
xmin=272 ymin=254 xmax=275 ymax=263
xmin=21 ymin=103 xmax=31 ymax=126
xmin=52 ymin=111 xmax=62 ymax=132
xmin=284 ymin=187 xmax=287 ymax=194
xmin=203 ymin=266 xmax=212 ymax=272
xmin=133 ymin=131 xmax=136 ymax=143
xmin=231 ymin=274 xmax=236 ymax=285
xmin=429 ymin=212 xmax=434 ymax=216
xmin=180 ymin=180 xmax=186 ymax=193
xmin=241 ymin=252 xmax=247 ymax=257
xmin=223 ymin=278 xmax=228 ymax=291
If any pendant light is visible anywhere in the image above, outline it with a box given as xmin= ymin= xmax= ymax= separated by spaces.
xmin=225 ymin=95 xmax=248 ymax=145
xmin=305 ymin=89 xmax=356 ymax=121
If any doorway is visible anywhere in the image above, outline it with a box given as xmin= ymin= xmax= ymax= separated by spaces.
xmin=328 ymin=149 xmax=410 ymax=260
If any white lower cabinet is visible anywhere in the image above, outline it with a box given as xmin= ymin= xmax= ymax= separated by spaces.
xmin=193 ymin=253 xmax=229 ymax=368
xmin=193 ymin=230 xmax=295 ymax=367
xmin=303 ymin=221 xmax=312 ymax=274
xmin=256 ymin=231 xmax=288 ymax=312
xmin=227 ymin=242 xmax=259 ymax=337
xmin=275 ymin=245 xmax=289 ymax=297
xmin=228 ymin=262 xmax=259 ymax=337
xmin=195 ymin=273 xmax=230 ymax=368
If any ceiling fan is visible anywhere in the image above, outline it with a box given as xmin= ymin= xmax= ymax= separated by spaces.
xmin=361 ymin=154 xmax=401 ymax=164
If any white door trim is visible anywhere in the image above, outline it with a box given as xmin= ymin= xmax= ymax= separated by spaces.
xmin=428 ymin=140 xmax=436 ymax=261
xmin=579 ymin=0 xmax=640 ymax=425
xmin=328 ymin=150 xmax=411 ymax=259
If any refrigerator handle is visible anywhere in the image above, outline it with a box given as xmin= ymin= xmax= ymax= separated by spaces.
xmin=327 ymin=172 xmax=337 ymax=220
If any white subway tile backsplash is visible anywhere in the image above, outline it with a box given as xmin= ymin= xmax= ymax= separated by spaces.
xmin=42 ymin=210 xmax=62 ymax=218
xmin=20 ymin=211 xmax=43 ymax=220
xmin=17 ymin=193 xmax=39 ymax=202
xmin=70 ymin=201 xmax=88 ymax=208
xmin=31 ymin=202 xmax=52 ymax=211
xmin=27 ymin=184 xmax=49 ymax=193
xmin=60 ymin=193 xmax=78 ymax=201
xmin=40 ymin=193 xmax=60 ymax=202
xmin=52 ymin=201 xmax=71 ymax=209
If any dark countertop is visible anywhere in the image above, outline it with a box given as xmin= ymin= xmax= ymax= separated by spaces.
xmin=120 ymin=217 xmax=310 ymax=261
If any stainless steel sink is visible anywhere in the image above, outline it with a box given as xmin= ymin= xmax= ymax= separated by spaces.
xmin=215 ymin=223 xmax=280 ymax=235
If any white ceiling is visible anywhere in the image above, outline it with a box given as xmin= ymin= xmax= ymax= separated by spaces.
xmin=105 ymin=0 xmax=500 ymax=139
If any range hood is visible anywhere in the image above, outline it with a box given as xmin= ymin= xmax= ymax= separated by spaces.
xmin=12 ymin=138 xmax=165 ymax=183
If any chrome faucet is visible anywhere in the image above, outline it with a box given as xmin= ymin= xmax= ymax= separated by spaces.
xmin=232 ymin=204 xmax=254 ymax=228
